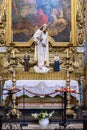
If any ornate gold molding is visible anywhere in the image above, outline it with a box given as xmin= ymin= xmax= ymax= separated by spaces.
xmin=76 ymin=0 xmax=85 ymax=46
xmin=0 ymin=0 xmax=6 ymax=46
xmin=3 ymin=71 xmax=78 ymax=80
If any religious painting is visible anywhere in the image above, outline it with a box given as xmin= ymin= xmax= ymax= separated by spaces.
xmin=6 ymin=0 xmax=76 ymax=46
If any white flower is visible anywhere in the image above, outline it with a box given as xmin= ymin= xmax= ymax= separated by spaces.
xmin=31 ymin=113 xmax=38 ymax=119
xmin=31 ymin=111 xmax=54 ymax=120
xmin=49 ymin=111 xmax=54 ymax=118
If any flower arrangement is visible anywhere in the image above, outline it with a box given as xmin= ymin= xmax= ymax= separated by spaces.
xmin=31 ymin=110 xmax=54 ymax=120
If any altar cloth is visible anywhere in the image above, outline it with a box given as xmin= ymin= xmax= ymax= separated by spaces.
xmin=3 ymin=80 xmax=80 ymax=100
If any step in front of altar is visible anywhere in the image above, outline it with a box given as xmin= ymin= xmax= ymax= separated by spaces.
xmin=22 ymin=123 xmax=83 ymax=130
xmin=17 ymin=95 xmax=77 ymax=109
xmin=17 ymin=95 xmax=63 ymax=109
xmin=2 ymin=122 xmax=83 ymax=130
xmin=17 ymin=103 xmax=63 ymax=109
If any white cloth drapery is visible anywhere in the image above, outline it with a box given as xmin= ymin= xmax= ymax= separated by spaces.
xmin=3 ymin=80 xmax=80 ymax=101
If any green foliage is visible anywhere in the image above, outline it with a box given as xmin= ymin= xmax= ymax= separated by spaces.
xmin=31 ymin=110 xmax=54 ymax=120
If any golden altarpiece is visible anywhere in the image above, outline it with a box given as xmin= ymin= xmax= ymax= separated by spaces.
xmin=0 ymin=0 xmax=85 ymax=116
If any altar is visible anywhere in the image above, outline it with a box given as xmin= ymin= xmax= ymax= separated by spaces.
xmin=3 ymin=80 xmax=80 ymax=101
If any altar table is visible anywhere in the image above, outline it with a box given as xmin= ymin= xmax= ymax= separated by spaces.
xmin=3 ymin=80 xmax=80 ymax=101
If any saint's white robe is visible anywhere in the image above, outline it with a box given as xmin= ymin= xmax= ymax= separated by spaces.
xmin=33 ymin=29 xmax=49 ymax=67
xmin=33 ymin=29 xmax=49 ymax=73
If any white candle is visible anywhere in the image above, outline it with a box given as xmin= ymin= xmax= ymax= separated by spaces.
xmin=67 ymin=49 xmax=69 ymax=58
xmin=0 ymin=16 xmax=1 ymax=23
xmin=3 ymin=0 xmax=5 ymax=9
xmin=12 ymin=50 xmax=15 ymax=58
xmin=70 ymin=31 xmax=71 ymax=42
xmin=11 ymin=31 xmax=13 ymax=42
xmin=77 ymin=0 xmax=78 ymax=10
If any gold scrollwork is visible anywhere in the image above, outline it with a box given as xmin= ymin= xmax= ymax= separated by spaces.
xmin=0 ymin=0 xmax=6 ymax=46
xmin=76 ymin=0 xmax=85 ymax=46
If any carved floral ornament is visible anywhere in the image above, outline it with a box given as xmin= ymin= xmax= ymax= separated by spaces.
xmin=0 ymin=0 xmax=6 ymax=46
xmin=76 ymin=0 xmax=85 ymax=46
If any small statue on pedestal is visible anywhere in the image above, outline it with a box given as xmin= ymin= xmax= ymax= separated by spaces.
xmin=24 ymin=52 xmax=30 ymax=71
xmin=53 ymin=52 xmax=60 ymax=72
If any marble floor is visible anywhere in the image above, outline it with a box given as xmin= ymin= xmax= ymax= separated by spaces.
xmin=2 ymin=122 xmax=83 ymax=130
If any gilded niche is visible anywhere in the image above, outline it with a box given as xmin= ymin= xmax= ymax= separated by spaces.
xmin=0 ymin=0 xmax=85 ymax=80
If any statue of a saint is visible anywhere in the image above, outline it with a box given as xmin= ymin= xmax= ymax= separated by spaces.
xmin=24 ymin=52 xmax=30 ymax=71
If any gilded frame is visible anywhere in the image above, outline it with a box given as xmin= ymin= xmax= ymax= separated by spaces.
xmin=6 ymin=0 xmax=76 ymax=47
